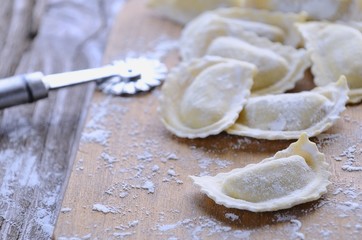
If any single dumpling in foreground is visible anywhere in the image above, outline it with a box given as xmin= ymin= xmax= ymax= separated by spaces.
xmin=227 ymin=76 xmax=349 ymax=140
xmin=190 ymin=133 xmax=331 ymax=212
xmin=158 ymin=56 xmax=256 ymax=139
xmin=297 ymin=22 xmax=362 ymax=103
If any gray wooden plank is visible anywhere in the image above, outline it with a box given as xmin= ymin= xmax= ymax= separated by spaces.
xmin=0 ymin=0 xmax=124 ymax=239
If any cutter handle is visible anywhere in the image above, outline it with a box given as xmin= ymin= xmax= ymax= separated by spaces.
xmin=0 ymin=72 xmax=48 ymax=110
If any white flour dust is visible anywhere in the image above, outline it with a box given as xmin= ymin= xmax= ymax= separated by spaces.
xmin=124 ymin=36 xmax=179 ymax=61
xmin=81 ymin=97 xmax=112 ymax=146
xmin=334 ymin=144 xmax=362 ymax=171
xmin=225 ymin=213 xmax=239 ymax=221
xmin=92 ymin=203 xmax=119 ymax=214
xmin=58 ymin=29 xmax=362 ymax=240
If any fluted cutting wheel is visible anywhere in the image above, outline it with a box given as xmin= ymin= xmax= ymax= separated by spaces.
xmin=97 ymin=58 xmax=168 ymax=95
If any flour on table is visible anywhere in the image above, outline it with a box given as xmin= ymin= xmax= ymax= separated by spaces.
xmin=92 ymin=203 xmax=119 ymax=214
xmin=152 ymin=165 xmax=160 ymax=172
xmin=167 ymin=169 xmax=177 ymax=177
xmin=119 ymin=191 xmax=129 ymax=198
xmin=112 ymin=231 xmax=134 ymax=238
xmin=156 ymin=216 xmax=253 ymax=238
xmin=316 ymin=133 xmax=342 ymax=147
xmin=60 ymin=207 xmax=72 ymax=213
xmin=137 ymin=151 xmax=154 ymax=162
xmin=81 ymin=98 xmax=112 ymax=146
xmin=336 ymin=144 xmax=362 ymax=171
xmin=81 ymin=97 xmax=129 ymax=147
xmin=225 ymin=213 xmax=239 ymax=221
xmin=124 ymin=36 xmax=179 ymax=61
xmin=166 ymin=153 xmax=179 ymax=161
xmin=142 ymin=180 xmax=155 ymax=193
xmin=58 ymin=233 xmax=92 ymax=240
xmin=290 ymin=219 xmax=305 ymax=240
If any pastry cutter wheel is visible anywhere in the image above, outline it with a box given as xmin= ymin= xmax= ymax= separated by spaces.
xmin=0 ymin=58 xmax=167 ymax=110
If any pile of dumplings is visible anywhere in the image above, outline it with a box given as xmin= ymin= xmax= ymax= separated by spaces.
xmin=153 ymin=0 xmax=362 ymax=140
xmin=149 ymin=0 xmax=362 ymax=212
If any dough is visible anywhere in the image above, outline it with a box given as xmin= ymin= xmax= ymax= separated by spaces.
xmin=191 ymin=133 xmax=331 ymax=212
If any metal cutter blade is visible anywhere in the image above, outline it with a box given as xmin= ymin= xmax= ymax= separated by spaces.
xmin=0 ymin=58 xmax=167 ymax=110
xmin=97 ymin=58 xmax=167 ymax=95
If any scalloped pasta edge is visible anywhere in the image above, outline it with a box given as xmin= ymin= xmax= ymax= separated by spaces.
xmin=190 ymin=133 xmax=331 ymax=212
xmin=158 ymin=56 xmax=256 ymax=139
xmin=226 ymin=76 xmax=349 ymax=140
xmin=205 ymin=31 xmax=310 ymax=95
xmin=296 ymin=22 xmax=362 ymax=103
xmin=180 ymin=8 xmax=308 ymax=60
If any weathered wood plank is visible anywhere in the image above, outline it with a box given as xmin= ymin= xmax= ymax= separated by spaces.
xmin=0 ymin=0 xmax=123 ymax=239
xmin=0 ymin=0 xmax=35 ymax=77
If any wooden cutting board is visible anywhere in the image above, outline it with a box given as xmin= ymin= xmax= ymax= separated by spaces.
xmin=54 ymin=0 xmax=362 ymax=239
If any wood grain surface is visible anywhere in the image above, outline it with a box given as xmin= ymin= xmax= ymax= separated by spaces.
xmin=0 ymin=1 xmax=123 ymax=239
xmin=54 ymin=0 xmax=362 ymax=239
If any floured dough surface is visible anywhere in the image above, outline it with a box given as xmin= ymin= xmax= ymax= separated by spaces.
xmin=191 ymin=134 xmax=331 ymax=212
xmin=223 ymin=155 xmax=314 ymax=202
xmin=180 ymin=8 xmax=307 ymax=60
xmin=297 ymin=22 xmax=362 ymax=103
xmin=147 ymin=0 xmax=243 ymax=24
xmin=227 ymin=77 xmax=349 ymax=140
xmin=243 ymin=0 xmax=362 ymax=21
xmin=158 ymin=56 xmax=256 ymax=138
xmin=206 ymin=34 xmax=310 ymax=95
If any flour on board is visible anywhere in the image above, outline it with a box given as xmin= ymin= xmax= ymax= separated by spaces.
xmin=224 ymin=213 xmax=239 ymax=221
xmin=61 ymin=21 xmax=362 ymax=238
xmin=92 ymin=203 xmax=119 ymax=214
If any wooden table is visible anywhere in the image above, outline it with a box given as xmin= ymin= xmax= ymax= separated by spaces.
xmin=0 ymin=1 xmax=122 ymax=239
xmin=1 ymin=0 xmax=361 ymax=239
xmin=53 ymin=0 xmax=362 ymax=239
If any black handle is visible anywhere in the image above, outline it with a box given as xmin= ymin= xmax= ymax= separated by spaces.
xmin=0 ymin=72 xmax=48 ymax=109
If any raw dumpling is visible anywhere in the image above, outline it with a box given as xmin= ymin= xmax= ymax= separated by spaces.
xmin=158 ymin=56 xmax=256 ymax=138
xmin=180 ymin=8 xmax=307 ymax=60
xmin=243 ymin=0 xmax=362 ymax=21
xmin=297 ymin=22 xmax=362 ymax=103
xmin=190 ymin=133 xmax=331 ymax=212
xmin=147 ymin=0 xmax=243 ymax=24
xmin=206 ymin=34 xmax=310 ymax=95
xmin=214 ymin=7 xmax=307 ymax=46
xmin=227 ymin=76 xmax=349 ymax=140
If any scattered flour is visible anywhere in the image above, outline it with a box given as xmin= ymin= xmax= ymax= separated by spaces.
xmin=119 ymin=191 xmax=129 ymax=198
xmin=81 ymin=98 xmax=112 ymax=146
xmin=316 ymin=133 xmax=342 ymax=147
xmin=225 ymin=213 xmax=239 ymax=221
xmin=336 ymin=144 xmax=362 ymax=171
xmin=152 ymin=165 xmax=160 ymax=172
xmin=125 ymin=36 xmax=179 ymax=61
xmin=60 ymin=207 xmax=72 ymax=213
xmin=167 ymin=169 xmax=177 ymax=177
xmin=58 ymin=234 xmax=92 ymax=240
xmin=81 ymin=129 xmax=110 ymax=146
xmin=142 ymin=180 xmax=155 ymax=193
xmin=128 ymin=220 xmax=139 ymax=227
xmin=92 ymin=203 xmax=119 ymax=214
xmin=137 ymin=151 xmax=153 ymax=162
xmin=290 ymin=219 xmax=305 ymax=240
xmin=64 ymin=35 xmax=362 ymax=240
xmin=166 ymin=153 xmax=179 ymax=161
xmin=100 ymin=152 xmax=119 ymax=165
xmin=75 ymin=158 xmax=85 ymax=171
xmin=113 ymin=231 xmax=133 ymax=238
xmin=157 ymin=217 xmax=238 ymax=237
